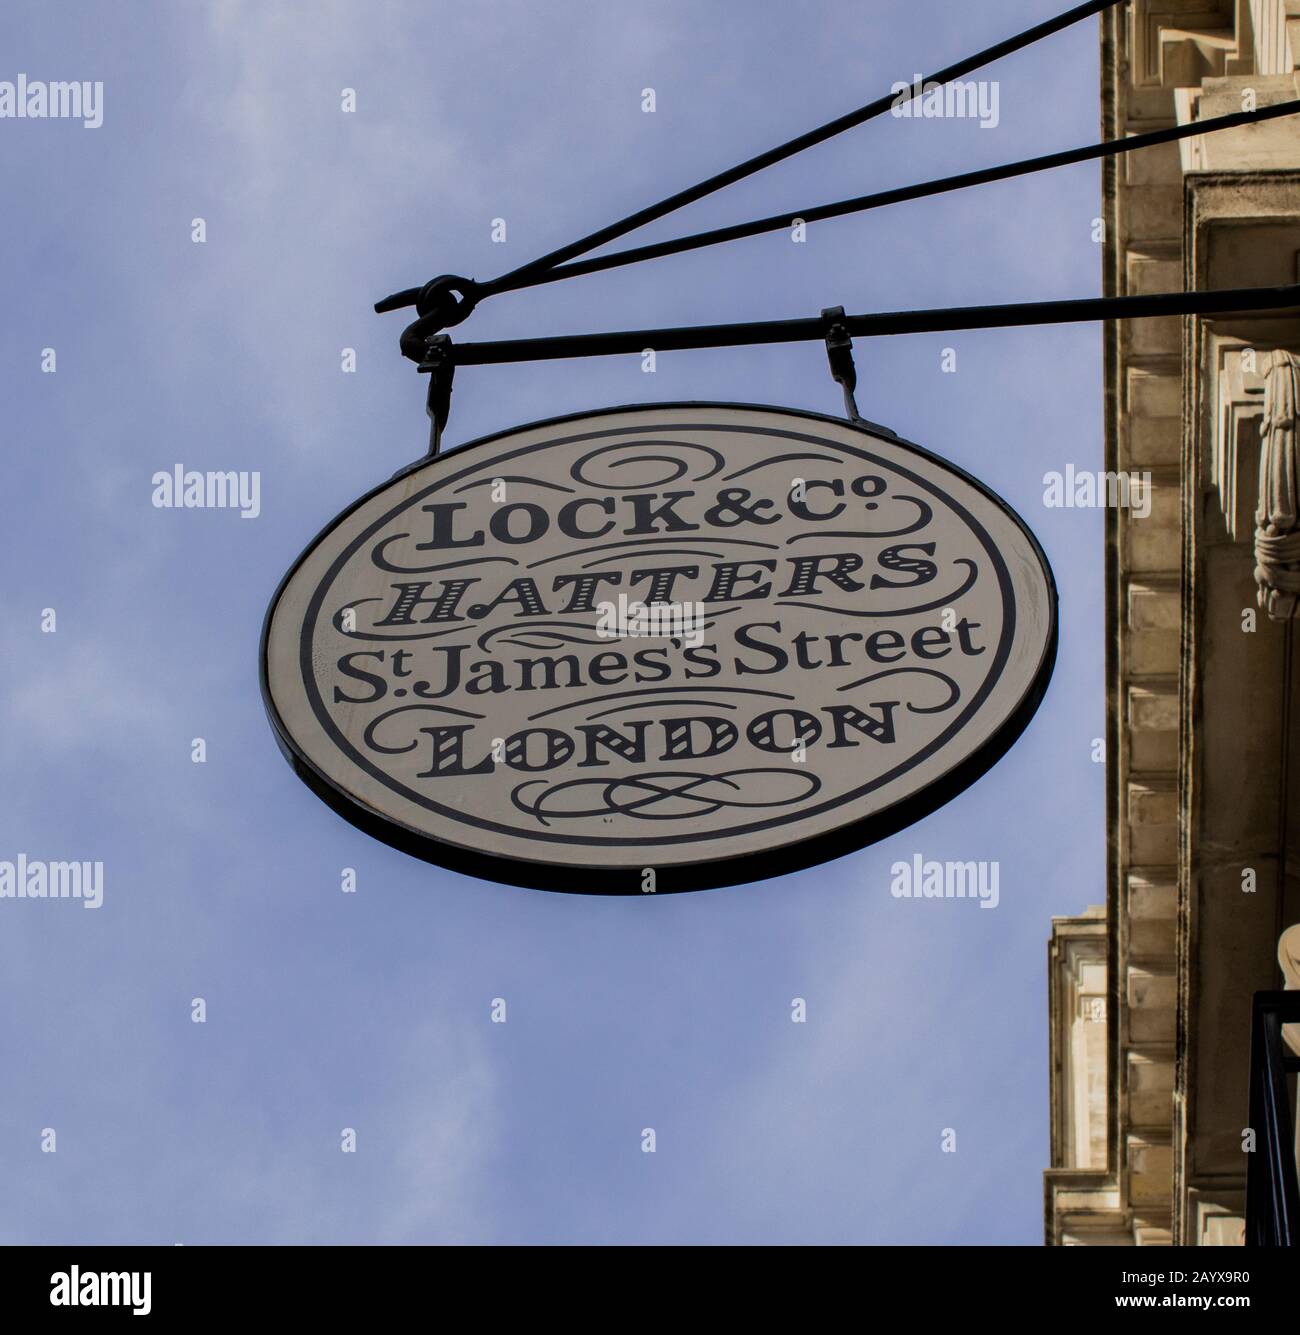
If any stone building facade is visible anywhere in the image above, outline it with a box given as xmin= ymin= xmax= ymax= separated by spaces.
xmin=1045 ymin=0 xmax=1300 ymax=1246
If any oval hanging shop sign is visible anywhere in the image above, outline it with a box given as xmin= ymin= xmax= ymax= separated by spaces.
xmin=261 ymin=403 xmax=1057 ymax=893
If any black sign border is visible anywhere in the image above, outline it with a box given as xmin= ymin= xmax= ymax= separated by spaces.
xmin=260 ymin=402 xmax=1058 ymax=895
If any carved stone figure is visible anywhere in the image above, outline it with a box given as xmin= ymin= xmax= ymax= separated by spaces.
xmin=1255 ymin=350 xmax=1300 ymax=621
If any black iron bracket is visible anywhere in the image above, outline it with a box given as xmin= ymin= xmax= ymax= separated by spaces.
xmin=393 ymin=274 xmax=481 ymax=358
xmin=418 ymin=334 xmax=456 ymax=456
xmin=821 ymin=306 xmax=862 ymax=423
xmin=438 ymin=282 xmax=1300 ymax=366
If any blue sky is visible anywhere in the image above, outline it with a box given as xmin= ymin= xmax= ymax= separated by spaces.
xmin=0 ymin=0 xmax=1104 ymax=1243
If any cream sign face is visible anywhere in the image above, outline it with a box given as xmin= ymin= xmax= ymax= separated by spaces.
xmin=261 ymin=404 xmax=1056 ymax=893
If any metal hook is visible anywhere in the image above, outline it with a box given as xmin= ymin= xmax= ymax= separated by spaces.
xmin=821 ymin=305 xmax=862 ymax=424
xmin=397 ymin=275 xmax=482 ymax=361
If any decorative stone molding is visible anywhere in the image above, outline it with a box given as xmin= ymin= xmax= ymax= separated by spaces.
xmin=1254 ymin=350 xmax=1300 ymax=619
xmin=1132 ymin=2 xmax=1298 ymax=93
xmin=1189 ymin=1189 xmax=1246 ymax=1244
xmin=1133 ymin=4 xmax=1244 ymax=90
xmin=1250 ymin=0 xmax=1300 ymax=74
xmin=1214 ymin=343 xmax=1265 ymax=542
xmin=1048 ymin=911 xmax=1110 ymax=1173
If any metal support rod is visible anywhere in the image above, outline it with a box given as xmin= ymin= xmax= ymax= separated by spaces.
xmin=486 ymin=98 xmax=1300 ymax=296
xmin=439 ymin=283 xmax=1300 ymax=368
xmin=376 ymin=0 xmax=1128 ymax=321
xmin=481 ymin=0 xmax=1126 ymax=296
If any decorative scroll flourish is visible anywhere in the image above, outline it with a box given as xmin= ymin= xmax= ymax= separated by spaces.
xmin=370 ymin=537 xmax=519 ymax=575
xmin=571 ymin=440 xmax=724 ymax=489
xmin=525 ymin=684 xmax=797 ymax=723
xmin=512 ymin=768 xmax=821 ymax=824
xmin=837 ymin=666 xmax=961 ymax=713
xmin=525 ymin=534 xmax=779 ymax=569
xmin=363 ymin=702 xmax=484 ymax=754
xmin=1256 ymin=350 xmax=1300 ymax=622
xmin=722 ymin=452 xmax=839 ymax=481
xmin=783 ymin=494 xmax=932 ymax=540
xmin=476 ymin=619 xmax=612 ymax=652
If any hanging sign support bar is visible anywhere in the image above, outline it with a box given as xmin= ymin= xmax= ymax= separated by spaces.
xmin=437 ymin=282 xmax=1300 ymax=368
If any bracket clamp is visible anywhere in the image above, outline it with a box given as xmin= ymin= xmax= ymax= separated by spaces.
xmin=418 ymin=334 xmax=456 ymax=456
xmin=821 ymin=305 xmax=862 ymax=424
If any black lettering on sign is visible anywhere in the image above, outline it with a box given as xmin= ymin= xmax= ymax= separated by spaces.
xmin=262 ymin=405 xmax=1056 ymax=892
